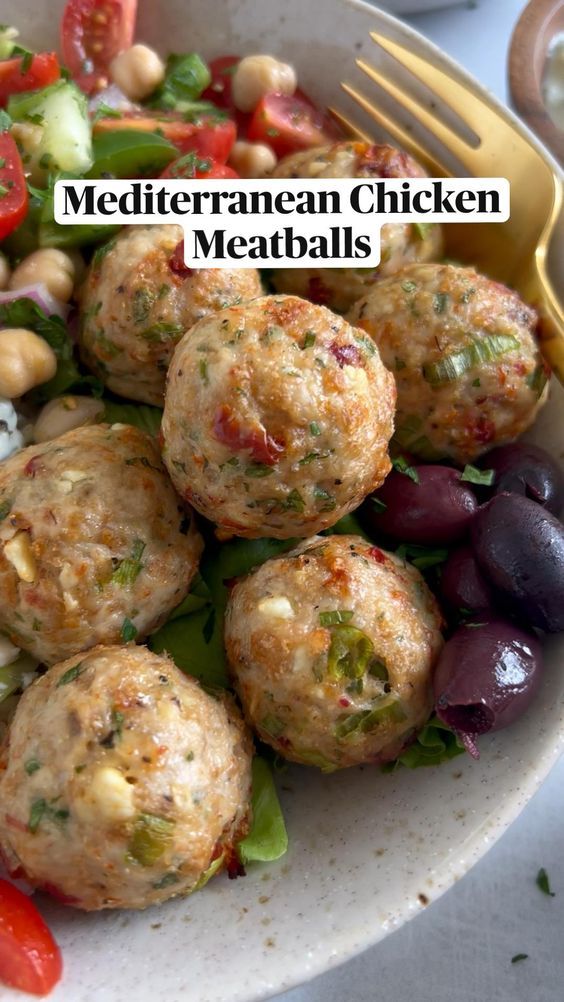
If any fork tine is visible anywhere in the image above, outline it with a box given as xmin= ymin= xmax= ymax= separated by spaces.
xmin=328 ymin=107 xmax=373 ymax=143
xmin=355 ymin=56 xmax=482 ymax=172
xmin=369 ymin=32 xmax=511 ymax=143
xmin=339 ymin=83 xmax=450 ymax=177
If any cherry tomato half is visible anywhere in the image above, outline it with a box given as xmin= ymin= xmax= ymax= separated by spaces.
xmin=0 ymin=53 xmax=61 ymax=108
xmin=61 ymin=0 xmax=137 ymax=93
xmin=0 ymin=132 xmax=29 ymax=240
xmin=247 ymin=90 xmax=340 ymax=157
xmin=201 ymin=55 xmax=240 ymax=110
xmin=0 ymin=879 xmax=62 ymax=997
xmin=93 ymin=111 xmax=236 ymax=162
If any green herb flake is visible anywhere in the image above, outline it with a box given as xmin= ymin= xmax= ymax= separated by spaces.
xmin=261 ymin=714 xmax=285 ymax=738
xmin=120 ymin=617 xmax=138 ymax=643
xmin=282 ymin=488 xmax=305 ymax=513
xmin=24 ymin=758 xmax=41 ymax=776
xmin=319 ymin=609 xmax=354 ymax=627
xmin=313 ymin=486 xmax=336 ymax=512
xmin=392 ymin=455 xmax=419 ymax=483
xmin=199 ymin=358 xmax=209 ymax=384
xmin=460 ymin=464 xmax=495 ymax=487
xmin=132 ymin=287 xmax=156 ymax=325
xmin=28 ymin=798 xmax=47 ymax=833
xmin=152 ymin=872 xmax=180 ymax=890
xmin=423 ymin=333 xmax=520 ymax=385
xmin=536 ymin=867 xmax=555 ymax=897
xmin=401 ymin=280 xmax=417 ymax=294
xmin=245 ymin=463 xmax=274 ymax=478
xmin=19 ymin=49 xmax=33 ymax=73
xmin=0 ymin=499 xmax=11 ymax=522
xmin=511 ymin=954 xmax=529 ymax=964
xmin=335 ymin=693 xmax=407 ymax=738
xmin=139 ymin=321 xmax=183 ymax=342
xmin=111 ymin=539 xmax=146 ymax=587
xmin=526 ymin=363 xmax=548 ymax=398
xmin=309 ymin=421 xmax=321 ymax=437
xmin=433 ymin=292 xmax=448 ymax=314
xmin=56 ymin=661 xmax=86 ymax=687
xmin=302 ymin=331 xmax=316 ymax=349
xmin=371 ymin=497 xmax=387 ymax=513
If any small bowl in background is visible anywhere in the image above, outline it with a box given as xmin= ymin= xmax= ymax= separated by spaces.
xmin=509 ymin=0 xmax=564 ymax=165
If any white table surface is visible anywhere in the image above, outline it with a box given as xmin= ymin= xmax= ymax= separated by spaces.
xmin=276 ymin=2 xmax=564 ymax=1001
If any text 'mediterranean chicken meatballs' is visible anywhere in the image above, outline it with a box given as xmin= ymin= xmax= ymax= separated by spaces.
xmin=225 ymin=534 xmax=443 ymax=770
xmin=270 ymin=141 xmax=443 ymax=313
xmin=0 ymin=645 xmax=253 ymax=910
xmin=348 ymin=263 xmax=549 ymax=464
xmin=162 ymin=294 xmax=396 ymax=539
xmin=0 ymin=424 xmax=202 ymax=665
xmin=79 ymin=224 xmax=263 ymax=406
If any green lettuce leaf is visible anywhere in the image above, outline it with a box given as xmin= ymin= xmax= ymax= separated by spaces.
xmin=382 ymin=715 xmax=464 ymax=771
xmin=102 ymin=400 xmax=162 ymax=437
xmin=238 ymin=757 xmax=288 ymax=865
xmin=149 ymin=603 xmax=227 ymax=688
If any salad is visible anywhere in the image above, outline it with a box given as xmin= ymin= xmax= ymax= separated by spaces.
xmin=0 ymin=0 xmax=563 ymax=997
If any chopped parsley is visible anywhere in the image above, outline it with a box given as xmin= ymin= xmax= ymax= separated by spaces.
xmin=511 ymin=954 xmax=528 ymax=964
xmin=57 ymin=661 xmax=86 ymax=687
xmin=309 ymin=421 xmax=321 ymax=437
xmin=24 ymin=758 xmax=41 ymax=776
xmin=460 ymin=464 xmax=495 ymax=487
xmin=121 ymin=617 xmax=138 ymax=643
xmin=301 ymin=331 xmax=316 ymax=349
xmin=536 ymin=867 xmax=555 ymax=897
xmin=392 ymin=455 xmax=419 ymax=483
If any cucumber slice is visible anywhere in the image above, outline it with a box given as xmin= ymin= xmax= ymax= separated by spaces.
xmin=9 ymin=80 xmax=93 ymax=181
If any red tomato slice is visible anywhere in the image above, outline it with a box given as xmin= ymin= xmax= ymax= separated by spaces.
xmin=0 ymin=879 xmax=62 ymax=997
xmin=61 ymin=0 xmax=137 ymax=94
xmin=0 ymin=133 xmax=29 ymax=241
xmin=247 ymin=91 xmax=340 ymax=158
xmin=202 ymin=55 xmax=240 ymax=110
xmin=160 ymin=155 xmax=239 ymax=180
xmin=0 ymin=53 xmax=60 ymax=108
xmin=94 ymin=112 xmax=236 ymax=162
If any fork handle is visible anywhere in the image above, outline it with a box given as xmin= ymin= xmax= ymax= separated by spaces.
xmin=525 ymin=260 xmax=564 ymax=385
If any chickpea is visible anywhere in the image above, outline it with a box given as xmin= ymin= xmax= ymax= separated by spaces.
xmin=10 ymin=248 xmax=76 ymax=303
xmin=232 ymin=55 xmax=297 ymax=113
xmin=0 ymin=329 xmax=57 ymax=399
xmin=110 ymin=44 xmax=166 ymax=102
xmin=33 ymin=395 xmax=105 ymax=444
xmin=229 ymin=140 xmax=277 ymax=178
xmin=0 ymin=252 xmax=10 ymax=291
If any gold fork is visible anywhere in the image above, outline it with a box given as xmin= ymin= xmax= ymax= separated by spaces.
xmin=331 ymin=32 xmax=564 ymax=383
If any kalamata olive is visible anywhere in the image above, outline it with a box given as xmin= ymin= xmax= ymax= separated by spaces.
xmin=472 ymin=493 xmax=564 ymax=632
xmin=366 ymin=465 xmax=477 ymax=545
xmin=434 ymin=617 xmax=543 ymax=742
xmin=440 ymin=545 xmax=496 ymax=614
xmin=479 ymin=442 xmax=564 ymax=515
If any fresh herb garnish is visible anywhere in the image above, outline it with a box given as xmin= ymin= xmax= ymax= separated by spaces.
xmin=319 ymin=610 xmax=354 ymax=627
xmin=57 ymin=661 xmax=86 ymax=687
xmin=392 ymin=455 xmax=419 ymax=483
xmin=511 ymin=954 xmax=529 ymax=964
xmin=120 ymin=617 xmax=138 ymax=643
xmin=24 ymin=758 xmax=41 ymax=776
xmin=536 ymin=867 xmax=555 ymax=897
xmin=460 ymin=464 xmax=495 ymax=487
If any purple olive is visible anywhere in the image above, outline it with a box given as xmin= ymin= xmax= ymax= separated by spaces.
xmin=434 ymin=617 xmax=543 ymax=740
xmin=480 ymin=442 xmax=564 ymax=515
xmin=472 ymin=493 xmax=564 ymax=632
xmin=366 ymin=465 xmax=477 ymax=545
xmin=440 ymin=545 xmax=496 ymax=614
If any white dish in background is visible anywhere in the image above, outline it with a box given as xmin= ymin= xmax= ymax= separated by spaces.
xmin=376 ymin=0 xmax=465 ymax=13
xmin=4 ymin=1 xmax=564 ymax=1001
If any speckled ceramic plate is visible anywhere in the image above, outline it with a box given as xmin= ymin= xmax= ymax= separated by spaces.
xmin=5 ymin=1 xmax=564 ymax=1000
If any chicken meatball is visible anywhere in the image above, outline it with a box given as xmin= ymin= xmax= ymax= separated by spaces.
xmin=0 ymin=424 xmax=202 ymax=664
xmin=162 ymin=294 xmax=396 ymax=539
xmin=225 ymin=534 xmax=443 ymax=770
xmin=349 ymin=263 xmax=549 ymax=464
xmin=79 ymin=224 xmax=263 ymax=405
xmin=270 ymin=141 xmax=443 ymax=312
xmin=0 ymin=645 xmax=252 ymax=910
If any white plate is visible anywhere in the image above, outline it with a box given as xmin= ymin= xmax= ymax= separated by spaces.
xmin=5 ymin=1 xmax=564 ymax=1000
xmin=377 ymin=0 xmax=465 ymax=13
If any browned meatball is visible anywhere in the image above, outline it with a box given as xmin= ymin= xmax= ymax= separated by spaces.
xmin=0 ymin=645 xmax=253 ymax=910
xmin=79 ymin=224 xmax=263 ymax=405
xmin=0 ymin=424 xmax=202 ymax=664
xmin=270 ymin=141 xmax=443 ymax=312
xmin=162 ymin=294 xmax=396 ymax=539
